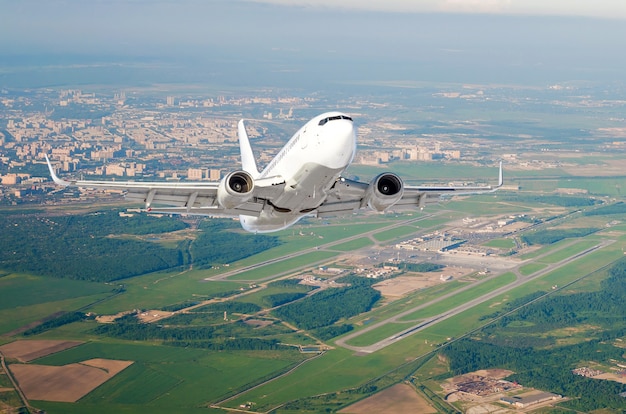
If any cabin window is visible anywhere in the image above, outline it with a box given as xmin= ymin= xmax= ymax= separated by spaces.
xmin=318 ymin=115 xmax=352 ymax=126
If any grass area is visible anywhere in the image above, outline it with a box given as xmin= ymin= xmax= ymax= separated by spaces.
xmin=343 ymin=273 xmax=516 ymax=347
xmin=347 ymin=281 xmax=467 ymax=332
xmin=483 ymin=238 xmax=516 ymax=249
xmin=519 ymin=238 xmax=579 ymax=260
xmin=445 ymin=197 xmax=532 ymax=215
xmin=397 ymin=273 xmax=517 ymax=323
xmin=233 ymin=222 xmax=390 ymax=268
xmin=236 ymin=284 xmax=314 ymax=308
xmin=343 ymin=321 xmax=417 ymax=347
xmin=0 ymin=295 xmax=113 ymax=336
xmin=519 ymin=262 xmax=547 ymax=276
xmin=330 ymin=237 xmax=375 ymax=251
xmin=492 ymin=242 xmax=624 ymax=304
xmin=535 ymin=247 xmax=624 ymax=290
xmin=556 ymin=177 xmax=626 ymax=197
xmin=87 ymin=270 xmax=245 ymax=315
xmin=536 ymin=240 xmax=600 ymax=264
xmin=372 ymin=225 xmax=419 ymax=242
xmin=35 ymin=401 xmax=217 ymax=414
xmin=0 ymin=273 xmax=112 ymax=312
xmin=226 ymin=251 xmax=339 ymax=281
xmin=223 ymin=348 xmax=399 ymax=412
xmin=0 ymin=275 xmax=114 ymax=334
xmin=410 ymin=216 xmax=453 ymax=230
xmin=0 ymin=390 xmax=23 ymax=413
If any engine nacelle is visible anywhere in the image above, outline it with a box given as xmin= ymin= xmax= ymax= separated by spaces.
xmin=364 ymin=173 xmax=404 ymax=211
xmin=217 ymin=171 xmax=255 ymax=209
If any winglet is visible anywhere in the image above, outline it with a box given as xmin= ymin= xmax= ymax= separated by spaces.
xmin=45 ymin=155 xmax=71 ymax=186
xmin=497 ymin=160 xmax=503 ymax=188
xmin=238 ymin=120 xmax=259 ymax=177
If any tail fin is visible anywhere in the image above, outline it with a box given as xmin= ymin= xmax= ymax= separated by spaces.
xmin=238 ymin=120 xmax=259 ymax=177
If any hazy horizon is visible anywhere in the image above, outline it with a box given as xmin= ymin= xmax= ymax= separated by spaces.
xmin=2 ymin=1 xmax=626 ymax=89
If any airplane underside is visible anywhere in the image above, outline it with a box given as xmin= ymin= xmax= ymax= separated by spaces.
xmin=241 ymin=162 xmax=345 ymax=233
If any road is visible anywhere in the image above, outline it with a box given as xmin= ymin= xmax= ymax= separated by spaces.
xmin=0 ymin=351 xmax=36 ymax=413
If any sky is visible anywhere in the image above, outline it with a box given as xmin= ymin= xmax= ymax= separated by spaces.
xmin=1 ymin=0 xmax=626 ymax=88
xmin=249 ymin=0 xmax=626 ymax=19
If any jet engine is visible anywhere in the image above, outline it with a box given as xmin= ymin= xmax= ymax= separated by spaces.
xmin=364 ymin=173 xmax=404 ymax=211
xmin=217 ymin=171 xmax=255 ymax=209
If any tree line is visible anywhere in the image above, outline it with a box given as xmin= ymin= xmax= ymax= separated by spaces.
xmin=273 ymin=284 xmax=381 ymax=330
xmin=440 ymin=257 xmax=626 ymax=411
xmin=520 ymin=227 xmax=598 ymax=245
xmin=94 ymin=311 xmax=293 ymax=351
xmin=0 ymin=210 xmax=281 ymax=282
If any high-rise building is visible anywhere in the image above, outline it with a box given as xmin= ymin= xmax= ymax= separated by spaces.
xmin=208 ymin=169 xmax=221 ymax=180
xmin=187 ymin=168 xmax=204 ymax=180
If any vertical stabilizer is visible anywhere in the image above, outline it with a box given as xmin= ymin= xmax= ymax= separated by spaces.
xmin=238 ymin=120 xmax=259 ymax=177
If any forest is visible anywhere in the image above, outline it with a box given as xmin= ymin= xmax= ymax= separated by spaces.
xmin=520 ymin=227 xmax=598 ymax=245
xmin=94 ymin=310 xmax=293 ymax=351
xmin=189 ymin=220 xmax=281 ymax=268
xmin=379 ymin=262 xmax=444 ymax=272
xmin=272 ymin=282 xmax=381 ymax=330
xmin=442 ymin=340 xmax=626 ymax=411
xmin=440 ymin=257 xmax=626 ymax=411
xmin=22 ymin=311 xmax=89 ymax=336
xmin=583 ymin=201 xmax=626 ymax=216
xmin=0 ymin=210 xmax=280 ymax=281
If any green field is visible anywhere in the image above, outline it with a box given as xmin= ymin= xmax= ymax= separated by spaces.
xmin=236 ymin=283 xmax=315 ymax=308
xmin=535 ymin=240 xmax=600 ymax=264
xmin=32 ymin=341 xmax=307 ymax=413
xmin=329 ymin=237 xmax=374 ymax=251
xmin=345 ymin=273 xmax=517 ymax=347
xmin=0 ymin=273 xmax=114 ymax=334
xmin=226 ymin=250 xmax=339 ymax=281
xmin=398 ymin=273 xmax=517 ymax=322
xmin=372 ymin=225 xmax=420 ymax=242
xmin=519 ymin=262 xmax=547 ymax=276
xmin=342 ymin=321 xmax=416 ymax=347
xmin=483 ymin=238 xmax=516 ymax=249
xmin=86 ymin=270 xmax=245 ymax=315
xmin=0 ymin=273 xmax=113 ymax=312
xmin=347 ymin=280 xmax=467 ymax=332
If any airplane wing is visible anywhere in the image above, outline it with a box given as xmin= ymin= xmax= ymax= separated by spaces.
xmin=44 ymin=155 xmax=285 ymax=217
xmin=317 ymin=162 xmax=503 ymax=217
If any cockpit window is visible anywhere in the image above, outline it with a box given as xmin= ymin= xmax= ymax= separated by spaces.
xmin=318 ymin=115 xmax=353 ymax=126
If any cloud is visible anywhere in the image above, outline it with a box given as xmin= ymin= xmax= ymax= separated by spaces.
xmin=244 ymin=0 xmax=626 ymax=19
xmin=439 ymin=0 xmax=512 ymax=14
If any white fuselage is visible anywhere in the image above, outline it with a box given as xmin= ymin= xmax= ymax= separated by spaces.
xmin=240 ymin=112 xmax=356 ymax=233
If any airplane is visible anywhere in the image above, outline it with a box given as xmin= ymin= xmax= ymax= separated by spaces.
xmin=46 ymin=111 xmax=502 ymax=233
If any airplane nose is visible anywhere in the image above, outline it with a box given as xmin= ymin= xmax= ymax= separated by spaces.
xmin=319 ymin=119 xmax=356 ymax=168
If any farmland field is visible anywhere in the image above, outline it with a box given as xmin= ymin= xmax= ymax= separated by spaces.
xmin=32 ymin=341 xmax=308 ymax=412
